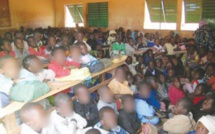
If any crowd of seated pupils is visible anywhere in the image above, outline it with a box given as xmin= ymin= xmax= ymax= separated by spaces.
xmin=0 ymin=26 xmax=215 ymax=134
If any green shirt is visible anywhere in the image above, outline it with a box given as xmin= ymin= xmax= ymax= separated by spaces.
xmin=112 ymin=42 xmax=126 ymax=55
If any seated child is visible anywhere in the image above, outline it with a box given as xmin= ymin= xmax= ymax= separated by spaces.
xmin=192 ymin=83 xmax=208 ymax=105
xmin=23 ymin=55 xmax=55 ymax=82
xmin=157 ymin=73 xmax=169 ymax=102
xmin=73 ymin=84 xmax=99 ymax=127
xmin=126 ymin=71 xmax=137 ymax=93
xmin=145 ymin=60 xmax=161 ymax=77
xmin=108 ymin=67 xmax=133 ymax=99
xmin=188 ymin=115 xmax=215 ymax=134
xmin=48 ymin=46 xmax=80 ymax=78
xmin=193 ymin=95 xmax=215 ymax=122
xmin=20 ymin=102 xmax=54 ymax=134
xmin=45 ymin=35 xmax=57 ymax=55
xmin=163 ymin=97 xmax=196 ymax=134
xmin=94 ymin=107 xmax=128 ymax=134
xmin=125 ymin=56 xmax=136 ymax=75
xmin=14 ymin=37 xmax=29 ymax=61
xmin=0 ymin=38 xmax=15 ymax=57
xmin=118 ymin=94 xmax=141 ymax=134
xmin=183 ymin=68 xmax=205 ymax=93
xmin=134 ymin=81 xmax=159 ymax=125
xmin=66 ymin=45 xmax=81 ymax=68
xmin=203 ymin=63 xmax=215 ymax=91
xmin=111 ymin=34 xmax=126 ymax=56
xmin=168 ymin=76 xmax=185 ymax=105
xmin=51 ymin=93 xmax=87 ymax=134
xmin=27 ymin=36 xmax=47 ymax=58
xmin=0 ymin=55 xmax=20 ymax=96
xmin=97 ymin=86 xmax=118 ymax=114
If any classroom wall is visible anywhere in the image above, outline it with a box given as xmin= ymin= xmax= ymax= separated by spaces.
xmin=55 ymin=0 xmax=194 ymax=38
xmin=0 ymin=0 xmax=55 ymax=36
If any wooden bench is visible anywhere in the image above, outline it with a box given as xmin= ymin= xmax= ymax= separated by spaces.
xmin=0 ymin=61 xmax=124 ymax=134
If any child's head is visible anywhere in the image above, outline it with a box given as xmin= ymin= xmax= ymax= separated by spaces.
xmin=74 ymin=84 xmax=90 ymax=104
xmin=128 ymin=38 xmax=134 ymax=46
xmin=47 ymin=35 xmax=56 ymax=46
xmin=137 ymin=81 xmax=151 ymax=98
xmin=158 ymin=73 xmax=166 ymax=84
xmin=76 ymin=32 xmax=84 ymax=42
xmin=27 ymin=36 xmax=37 ymax=48
xmin=170 ymin=37 xmax=175 ymax=45
xmin=79 ymin=42 xmax=88 ymax=55
xmin=85 ymin=129 xmax=101 ymax=134
xmin=121 ymin=94 xmax=135 ymax=113
xmin=54 ymin=93 xmax=73 ymax=117
xmin=148 ymin=60 xmax=155 ymax=70
xmin=126 ymin=71 xmax=134 ymax=85
xmin=134 ymin=73 xmax=143 ymax=84
xmin=136 ymin=55 xmax=144 ymax=64
xmin=174 ymin=97 xmax=193 ymax=115
xmin=69 ymin=45 xmax=81 ymax=61
xmin=51 ymin=46 xmax=66 ymax=66
xmin=145 ymin=76 xmax=159 ymax=89
xmin=168 ymin=68 xmax=175 ymax=77
xmin=99 ymin=107 xmax=117 ymax=130
xmin=193 ymin=68 xmax=205 ymax=80
xmin=0 ymin=38 xmax=12 ymax=52
xmin=23 ymin=55 xmax=43 ymax=74
xmin=20 ymin=102 xmax=48 ymax=132
xmin=154 ymin=38 xmax=160 ymax=46
xmin=194 ymin=83 xmax=209 ymax=96
xmin=114 ymin=67 xmax=126 ymax=83
xmin=116 ymin=34 xmax=122 ymax=43
xmin=125 ymin=56 xmax=132 ymax=65
xmin=155 ymin=58 xmax=162 ymax=68
xmin=98 ymin=86 xmax=114 ymax=103
xmin=201 ymin=95 xmax=215 ymax=112
xmin=0 ymin=56 xmax=20 ymax=79
xmin=196 ymin=115 xmax=215 ymax=134
xmin=172 ymin=76 xmax=181 ymax=89
xmin=205 ymin=63 xmax=215 ymax=77
xmin=14 ymin=37 xmax=24 ymax=49
xmin=97 ymin=50 xmax=104 ymax=59
xmin=33 ymin=31 xmax=41 ymax=42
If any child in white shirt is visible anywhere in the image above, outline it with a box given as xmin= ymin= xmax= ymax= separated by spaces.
xmin=51 ymin=93 xmax=87 ymax=134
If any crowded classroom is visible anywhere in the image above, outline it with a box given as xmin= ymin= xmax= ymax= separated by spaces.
xmin=0 ymin=0 xmax=215 ymax=134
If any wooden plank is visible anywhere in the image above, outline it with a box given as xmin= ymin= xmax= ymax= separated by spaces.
xmin=89 ymin=78 xmax=113 ymax=92
xmin=0 ymin=61 xmax=124 ymax=118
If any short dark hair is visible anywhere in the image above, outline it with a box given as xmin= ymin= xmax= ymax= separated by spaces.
xmin=114 ymin=66 xmax=124 ymax=74
xmin=51 ymin=46 xmax=65 ymax=56
xmin=26 ymin=36 xmax=34 ymax=45
xmin=54 ymin=93 xmax=71 ymax=107
xmin=14 ymin=37 xmax=22 ymax=44
xmin=22 ymin=55 xmax=39 ymax=70
xmin=85 ymin=129 xmax=101 ymax=134
xmin=178 ymin=97 xmax=193 ymax=113
xmin=121 ymin=94 xmax=134 ymax=104
xmin=47 ymin=35 xmax=56 ymax=42
xmin=194 ymin=68 xmax=205 ymax=79
xmin=73 ymin=84 xmax=87 ymax=95
xmin=197 ymin=83 xmax=209 ymax=95
xmin=99 ymin=106 xmax=114 ymax=120
xmin=0 ymin=38 xmax=10 ymax=47
xmin=136 ymin=80 xmax=150 ymax=92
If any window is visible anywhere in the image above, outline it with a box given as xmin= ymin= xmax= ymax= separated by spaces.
xmin=65 ymin=4 xmax=84 ymax=27
xmin=181 ymin=0 xmax=202 ymax=31
xmin=202 ymin=0 xmax=215 ymax=24
xmin=144 ymin=0 xmax=177 ymax=30
xmin=87 ymin=2 xmax=108 ymax=28
xmin=0 ymin=0 xmax=11 ymax=27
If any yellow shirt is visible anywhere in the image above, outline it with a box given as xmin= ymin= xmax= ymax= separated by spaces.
xmin=108 ymin=78 xmax=133 ymax=95
xmin=165 ymin=43 xmax=177 ymax=55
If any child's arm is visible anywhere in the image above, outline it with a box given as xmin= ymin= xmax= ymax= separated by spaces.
xmin=86 ymin=103 xmax=99 ymax=121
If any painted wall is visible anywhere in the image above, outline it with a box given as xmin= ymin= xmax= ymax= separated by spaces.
xmin=0 ymin=0 xmax=55 ymax=35
xmin=54 ymin=0 xmax=194 ymax=38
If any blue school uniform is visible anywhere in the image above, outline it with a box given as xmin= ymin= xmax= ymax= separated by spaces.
xmin=147 ymin=89 xmax=161 ymax=109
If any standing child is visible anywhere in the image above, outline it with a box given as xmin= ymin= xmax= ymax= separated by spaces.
xmin=118 ymin=95 xmax=141 ymax=134
xmin=0 ymin=38 xmax=15 ymax=57
xmin=94 ymin=107 xmax=128 ymax=134
xmin=134 ymin=81 xmax=159 ymax=125
xmin=73 ymin=84 xmax=99 ymax=127
xmin=168 ymin=76 xmax=185 ymax=105
xmin=51 ymin=93 xmax=87 ymax=134
xmin=163 ymin=98 xmax=196 ymax=134
xmin=97 ymin=86 xmax=118 ymax=114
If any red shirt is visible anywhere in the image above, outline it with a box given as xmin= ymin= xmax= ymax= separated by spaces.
xmin=48 ymin=60 xmax=80 ymax=78
xmin=168 ymin=84 xmax=185 ymax=105
xmin=193 ymin=96 xmax=205 ymax=105
xmin=0 ymin=51 xmax=15 ymax=57
xmin=28 ymin=46 xmax=47 ymax=58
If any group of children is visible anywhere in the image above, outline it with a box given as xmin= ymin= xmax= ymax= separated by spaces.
xmin=0 ymin=26 xmax=215 ymax=134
